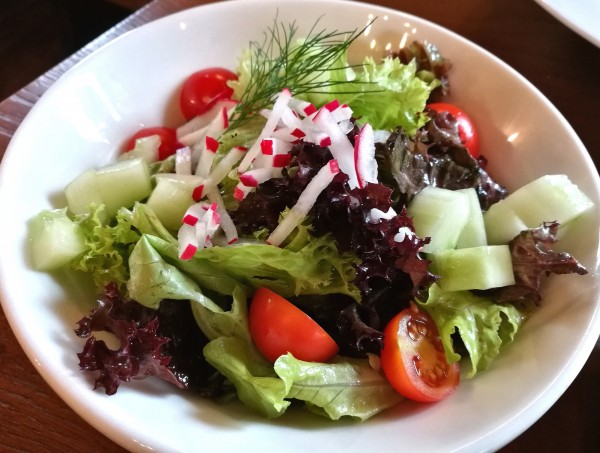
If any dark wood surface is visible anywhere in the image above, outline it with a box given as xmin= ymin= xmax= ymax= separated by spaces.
xmin=1 ymin=0 xmax=598 ymax=451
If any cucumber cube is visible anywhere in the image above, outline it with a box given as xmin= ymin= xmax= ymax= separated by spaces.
xmin=456 ymin=188 xmax=487 ymax=249
xmin=484 ymin=174 xmax=594 ymax=245
xmin=430 ymin=245 xmax=515 ymax=292
xmin=28 ymin=209 xmax=88 ymax=271
xmin=65 ymin=158 xmax=152 ymax=219
xmin=118 ymin=135 xmax=160 ymax=164
xmin=96 ymin=158 xmax=152 ymax=217
xmin=407 ymin=186 xmax=470 ymax=253
xmin=65 ymin=169 xmax=103 ymax=215
xmin=147 ymin=178 xmax=196 ymax=231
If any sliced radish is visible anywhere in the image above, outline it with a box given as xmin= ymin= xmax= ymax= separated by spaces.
xmin=178 ymin=223 xmax=198 ymax=260
xmin=337 ymin=119 xmax=354 ymax=135
xmin=312 ymin=107 xmax=358 ymax=189
xmin=373 ymin=129 xmax=392 ymax=144
xmin=267 ymin=160 xmax=339 ymax=246
xmin=177 ymin=98 xmax=238 ymax=140
xmin=324 ymin=99 xmax=340 ymax=112
xmin=233 ymin=184 xmax=252 ymax=202
xmin=206 ymin=190 xmax=239 ymax=244
xmin=353 ymin=122 xmax=378 ymax=189
xmin=195 ymin=135 xmax=220 ymax=178
xmin=182 ymin=202 xmax=208 ymax=226
xmin=178 ymin=200 xmax=224 ymax=259
xmin=288 ymin=98 xmax=317 ymax=117
xmin=271 ymin=127 xmax=305 ymax=143
xmin=200 ymin=145 xmax=247 ymax=195
xmin=177 ymin=124 xmax=208 ymax=148
xmin=331 ymin=103 xmax=353 ymax=123
xmin=280 ymin=106 xmax=302 ymax=129
xmin=175 ymin=146 xmax=192 ymax=175
xmin=239 ymin=167 xmax=275 ymax=187
xmin=237 ymin=88 xmax=293 ymax=173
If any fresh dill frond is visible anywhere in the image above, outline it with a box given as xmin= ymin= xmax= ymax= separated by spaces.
xmin=229 ymin=16 xmax=375 ymax=130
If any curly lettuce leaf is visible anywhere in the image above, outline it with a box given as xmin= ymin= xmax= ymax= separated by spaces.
xmin=231 ymin=40 xmax=437 ymax=135
xmin=69 ymin=204 xmax=141 ymax=290
xmin=274 ymin=353 xmax=403 ymax=421
xmin=418 ymin=284 xmax=523 ymax=378
xmin=74 ymin=283 xmax=183 ymax=395
xmin=331 ymin=57 xmax=436 ymax=135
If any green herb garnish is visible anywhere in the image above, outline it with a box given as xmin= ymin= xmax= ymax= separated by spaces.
xmin=229 ymin=17 xmax=373 ymax=129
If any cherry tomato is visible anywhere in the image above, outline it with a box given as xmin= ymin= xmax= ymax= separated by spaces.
xmin=427 ymin=102 xmax=480 ymax=158
xmin=249 ymin=288 xmax=339 ymax=363
xmin=124 ymin=126 xmax=182 ymax=160
xmin=380 ymin=303 xmax=460 ymax=402
xmin=180 ymin=67 xmax=238 ymax=120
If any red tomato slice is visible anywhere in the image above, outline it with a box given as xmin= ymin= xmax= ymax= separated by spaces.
xmin=426 ymin=102 xmax=480 ymax=158
xmin=180 ymin=67 xmax=238 ymax=120
xmin=380 ymin=303 xmax=460 ymax=402
xmin=249 ymin=288 xmax=339 ymax=363
xmin=124 ymin=126 xmax=182 ymax=160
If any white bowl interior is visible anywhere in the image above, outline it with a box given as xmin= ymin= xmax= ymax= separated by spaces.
xmin=0 ymin=1 xmax=599 ymax=452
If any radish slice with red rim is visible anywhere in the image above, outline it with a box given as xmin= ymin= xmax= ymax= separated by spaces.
xmin=175 ymin=146 xmax=193 ymax=175
xmin=312 ymin=107 xmax=358 ymax=188
xmin=353 ymin=122 xmax=378 ymax=188
xmin=267 ymin=159 xmax=340 ymax=246
xmin=237 ymin=88 xmax=293 ymax=172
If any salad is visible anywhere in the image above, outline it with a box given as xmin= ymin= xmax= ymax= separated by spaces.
xmin=27 ymin=19 xmax=594 ymax=421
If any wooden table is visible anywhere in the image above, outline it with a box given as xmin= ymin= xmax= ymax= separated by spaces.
xmin=1 ymin=0 xmax=598 ymax=451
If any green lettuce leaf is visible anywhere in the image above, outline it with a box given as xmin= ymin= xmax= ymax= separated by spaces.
xmin=128 ymin=225 xmax=359 ymax=301
xmin=69 ymin=204 xmax=141 ymax=290
xmin=204 ymin=337 xmax=290 ymax=419
xmin=231 ymin=43 xmax=436 ymax=135
xmin=126 ymin=237 xmax=288 ymax=417
xmin=274 ymin=354 xmax=403 ymax=421
xmin=127 ymin=235 xmax=250 ymax=341
xmin=337 ymin=57 xmax=436 ymax=135
xmin=418 ymin=284 xmax=524 ymax=377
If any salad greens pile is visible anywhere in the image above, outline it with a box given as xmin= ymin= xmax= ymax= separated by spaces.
xmin=28 ymin=18 xmax=590 ymax=421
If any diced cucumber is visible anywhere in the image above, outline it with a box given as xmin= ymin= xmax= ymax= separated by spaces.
xmin=456 ymin=188 xmax=487 ymax=249
xmin=430 ymin=245 xmax=514 ymax=292
xmin=118 ymin=135 xmax=160 ymax=164
xmin=146 ymin=178 xmax=195 ymax=230
xmin=95 ymin=158 xmax=153 ymax=216
xmin=65 ymin=158 xmax=152 ymax=219
xmin=65 ymin=169 xmax=103 ymax=215
xmin=28 ymin=209 xmax=88 ymax=271
xmin=154 ymin=172 xmax=204 ymax=189
xmin=484 ymin=174 xmax=594 ymax=244
xmin=407 ymin=186 xmax=470 ymax=253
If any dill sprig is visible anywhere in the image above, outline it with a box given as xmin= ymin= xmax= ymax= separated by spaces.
xmin=230 ymin=17 xmax=374 ymax=129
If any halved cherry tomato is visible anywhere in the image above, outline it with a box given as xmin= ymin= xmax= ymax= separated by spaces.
xmin=249 ymin=288 xmax=339 ymax=363
xmin=180 ymin=67 xmax=238 ymax=120
xmin=427 ymin=102 xmax=480 ymax=158
xmin=124 ymin=126 xmax=182 ymax=160
xmin=380 ymin=303 xmax=459 ymax=402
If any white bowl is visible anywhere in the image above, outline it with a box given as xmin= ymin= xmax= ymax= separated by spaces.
xmin=1 ymin=1 xmax=599 ymax=451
